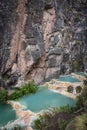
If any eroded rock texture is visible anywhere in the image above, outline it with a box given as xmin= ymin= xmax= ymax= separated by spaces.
xmin=0 ymin=0 xmax=87 ymax=84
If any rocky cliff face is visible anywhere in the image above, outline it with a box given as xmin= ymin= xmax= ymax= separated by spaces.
xmin=0 ymin=0 xmax=87 ymax=85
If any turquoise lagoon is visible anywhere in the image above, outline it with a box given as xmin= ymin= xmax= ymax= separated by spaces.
xmin=58 ymin=75 xmax=80 ymax=83
xmin=0 ymin=103 xmax=17 ymax=127
xmin=0 ymin=87 xmax=75 ymax=127
xmin=0 ymin=73 xmax=82 ymax=127
xmin=75 ymin=72 xmax=87 ymax=77
xmin=18 ymin=87 xmax=75 ymax=112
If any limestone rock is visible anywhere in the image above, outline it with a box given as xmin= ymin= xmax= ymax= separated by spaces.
xmin=0 ymin=0 xmax=87 ymax=84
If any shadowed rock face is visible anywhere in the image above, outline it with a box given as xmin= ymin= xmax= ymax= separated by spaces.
xmin=0 ymin=0 xmax=87 ymax=84
xmin=0 ymin=77 xmax=8 ymax=89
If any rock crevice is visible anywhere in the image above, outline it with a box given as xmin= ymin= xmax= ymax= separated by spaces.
xmin=0 ymin=0 xmax=87 ymax=84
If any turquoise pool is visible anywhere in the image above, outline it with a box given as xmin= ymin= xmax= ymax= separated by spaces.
xmin=0 ymin=80 xmax=76 ymax=127
xmin=58 ymin=75 xmax=80 ymax=83
xmin=75 ymin=72 xmax=86 ymax=77
xmin=18 ymin=87 xmax=75 ymax=112
xmin=0 ymin=104 xmax=17 ymax=127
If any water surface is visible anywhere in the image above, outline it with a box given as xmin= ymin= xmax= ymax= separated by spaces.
xmin=18 ymin=87 xmax=75 ymax=112
xmin=75 ymin=72 xmax=86 ymax=77
xmin=0 ymin=74 xmax=78 ymax=127
xmin=0 ymin=103 xmax=17 ymax=127
xmin=58 ymin=75 xmax=80 ymax=83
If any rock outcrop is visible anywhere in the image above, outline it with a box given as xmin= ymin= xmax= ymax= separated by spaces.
xmin=0 ymin=0 xmax=87 ymax=84
xmin=7 ymin=101 xmax=35 ymax=130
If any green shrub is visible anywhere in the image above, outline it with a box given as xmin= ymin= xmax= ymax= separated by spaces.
xmin=9 ymin=90 xmax=23 ymax=100
xmin=33 ymin=118 xmax=42 ymax=130
xmin=76 ymin=86 xmax=82 ymax=93
xmin=67 ymin=86 xmax=73 ymax=93
xmin=58 ymin=119 xmax=68 ymax=130
xmin=76 ymin=95 xmax=84 ymax=109
xmin=72 ymin=60 xmax=80 ymax=70
xmin=33 ymin=112 xmax=52 ymax=130
xmin=66 ymin=113 xmax=87 ymax=130
xmin=60 ymin=105 xmax=76 ymax=113
xmin=47 ymin=105 xmax=76 ymax=116
xmin=2 ymin=74 xmax=8 ymax=81
xmin=0 ymin=81 xmax=38 ymax=102
xmin=72 ymin=60 xmax=83 ymax=71
xmin=75 ymin=113 xmax=87 ymax=130
xmin=9 ymin=81 xmax=39 ymax=100
xmin=83 ymin=80 xmax=87 ymax=85
xmin=0 ymin=89 xmax=8 ymax=103
xmin=76 ymin=84 xmax=87 ymax=109
xmin=22 ymin=81 xmax=38 ymax=94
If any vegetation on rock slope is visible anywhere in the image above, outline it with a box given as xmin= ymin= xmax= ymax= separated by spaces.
xmin=33 ymin=79 xmax=87 ymax=130
xmin=0 ymin=81 xmax=39 ymax=103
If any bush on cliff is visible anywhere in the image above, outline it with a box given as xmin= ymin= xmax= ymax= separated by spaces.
xmin=66 ymin=113 xmax=87 ymax=130
xmin=22 ymin=81 xmax=38 ymax=94
xmin=33 ymin=83 xmax=87 ymax=130
xmin=9 ymin=81 xmax=39 ymax=100
xmin=76 ymin=84 xmax=87 ymax=109
xmin=0 ymin=89 xmax=8 ymax=103
xmin=0 ymin=81 xmax=39 ymax=102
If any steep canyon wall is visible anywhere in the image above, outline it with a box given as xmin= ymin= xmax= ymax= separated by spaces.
xmin=0 ymin=0 xmax=87 ymax=84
